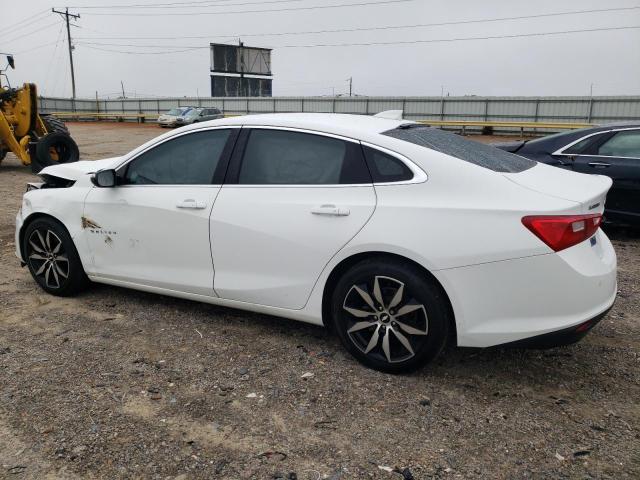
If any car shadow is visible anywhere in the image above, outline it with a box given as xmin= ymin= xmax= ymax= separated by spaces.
xmin=79 ymin=282 xmax=607 ymax=389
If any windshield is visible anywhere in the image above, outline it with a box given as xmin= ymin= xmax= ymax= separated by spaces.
xmin=383 ymin=125 xmax=536 ymax=173
xmin=167 ymin=107 xmax=191 ymax=116
xmin=185 ymin=109 xmax=201 ymax=117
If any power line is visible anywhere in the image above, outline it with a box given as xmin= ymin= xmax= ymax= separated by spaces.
xmin=1 ymin=21 xmax=61 ymax=45
xmin=80 ymin=44 xmax=203 ymax=55
xmin=73 ymin=6 xmax=640 ymax=41
xmin=51 ymin=32 xmax=70 ymax=97
xmin=78 ymin=41 xmax=224 ymax=48
xmin=0 ymin=11 xmax=50 ymax=39
xmin=75 ymin=25 xmax=640 ymax=54
xmin=14 ymin=41 xmax=59 ymax=55
xmin=76 ymin=0 xmax=418 ymax=16
xmin=68 ymin=0 xmax=282 ymax=7
xmin=276 ymin=25 xmax=640 ymax=48
xmin=43 ymin=23 xmax=66 ymax=96
xmin=71 ymin=0 xmax=309 ymax=10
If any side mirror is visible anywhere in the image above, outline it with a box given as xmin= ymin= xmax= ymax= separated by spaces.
xmin=92 ymin=169 xmax=117 ymax=187
xmin=7 ymin=55 xmax=14 ymax=69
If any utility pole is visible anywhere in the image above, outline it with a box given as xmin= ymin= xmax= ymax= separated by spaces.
xmin=348 ymin=77 xmax=353 ymax=97
xmin=52 ymin=7 xmax=80 ymax=99
xmin=120 ymin=80 xmax=126 ymax=98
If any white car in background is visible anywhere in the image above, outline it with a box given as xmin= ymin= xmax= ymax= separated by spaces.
xmin=174 ymin=107 xmax=224 ymax=126
xmin=15 ymin=113 xmax=617 ymax=372
xmin=157 ymin=106 xmax=195 ymax=127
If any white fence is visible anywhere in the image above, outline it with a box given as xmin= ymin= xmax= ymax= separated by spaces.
xmin=39 ymin=95 xmax=640 ymax=126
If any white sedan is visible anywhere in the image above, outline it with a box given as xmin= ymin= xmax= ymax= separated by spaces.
xmin=157 ymin=107 xmax=195 ymax=127
xmin=15 ymin=113 xmax=617 ymax=372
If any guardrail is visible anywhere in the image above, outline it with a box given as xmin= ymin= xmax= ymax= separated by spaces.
xmin=51 ymin=112 xmax=160 ymax=122
xmin=50 ymin=111 xmax=594 ymax=137
xmin=417 ymin=120 xmax=593 ymax=138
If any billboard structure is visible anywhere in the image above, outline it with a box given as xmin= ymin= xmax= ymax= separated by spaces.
xmin=210 ymin=43 xmax=272 ymax=97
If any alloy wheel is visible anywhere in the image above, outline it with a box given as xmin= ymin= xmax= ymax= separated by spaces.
xmin=342 ymin=275 xmax=428 ymax=364
xmin=27 ymin=229 xmax=70 ymax=290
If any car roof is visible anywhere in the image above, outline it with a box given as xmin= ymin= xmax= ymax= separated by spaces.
xmin=520 ymin=121 xmax=640 ymax=154
xmin=182 ymin=113 xmax=410 ymax=140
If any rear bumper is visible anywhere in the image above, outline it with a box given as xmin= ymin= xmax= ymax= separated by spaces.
xmin=496 ymin=305 xmax=612 ymax=349
xmin=436 ymin=229 xmax=617 ymax=348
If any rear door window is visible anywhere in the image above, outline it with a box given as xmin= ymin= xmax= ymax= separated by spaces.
xmin=597 ymin=130 xmax=640 ymax=158
xmin=383 ymin=125 xmax=535 ymax=173
xmin=237 ymin=129 xmax=371 ymax=185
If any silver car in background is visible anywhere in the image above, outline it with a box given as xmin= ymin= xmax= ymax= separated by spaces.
xmin=157 ymin=107 xmax=195 ymax=127
xmin=174 ymin=107 xmax=224 ymax=126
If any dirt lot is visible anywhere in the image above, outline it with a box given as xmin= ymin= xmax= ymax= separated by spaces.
xmin=0 ymin=123 xmax=639 ymax=479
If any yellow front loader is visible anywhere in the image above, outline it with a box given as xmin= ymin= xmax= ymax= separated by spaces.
xmin=0 ymin=54 xmax=79 ymax=172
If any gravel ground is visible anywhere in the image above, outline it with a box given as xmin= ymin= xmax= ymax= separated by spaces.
xmin=0 ymin=123 xmax=639 ymax=480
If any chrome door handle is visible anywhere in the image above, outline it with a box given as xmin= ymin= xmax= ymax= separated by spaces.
xmin=176 ymin=199 xmax=207 ymax=209
xmin=311 ymin=204 xmax=350 ymax=216
xmin=588 ymin=162 xmax=611 ymax=168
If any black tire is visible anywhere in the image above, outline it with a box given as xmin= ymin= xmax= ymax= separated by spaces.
xmin=41 ymin=114 xmax=70 ymax=136
xmin=23 ymin=217 xmax=88 ymax=296
xmin=331 ymin=258 xmax=451 ymax=373
xmin=32 ymin=132 xmax=80 ymax=173
xmin=0 ymin=148 xmax=6 ymax=162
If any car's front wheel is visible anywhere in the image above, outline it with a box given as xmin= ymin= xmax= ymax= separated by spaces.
xmin=331 ymin=258 xmax=451 ymax=373
xmin=23 ymin=217 xmax=88 ymax=296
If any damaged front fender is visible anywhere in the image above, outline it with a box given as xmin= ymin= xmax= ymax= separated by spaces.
xmin=17 ymin=185 xmax=94 ymax=270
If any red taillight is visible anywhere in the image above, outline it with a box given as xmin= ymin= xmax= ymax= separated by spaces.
xmin=522 ymin=214 xmax=602 ymax=252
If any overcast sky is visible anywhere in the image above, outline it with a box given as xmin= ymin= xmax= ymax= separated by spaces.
xmin=1 ymin=0 xmax=639 ymax=98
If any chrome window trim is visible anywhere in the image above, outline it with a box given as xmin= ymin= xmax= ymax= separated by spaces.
xmin=115 ymin=125 xmax=241 ymax=171
xmin=556 ymin=154 xmax=640 ymax=161
xmin=232 ymin=125 xmax=372 ymax=187
xmin=105 ymin=125 xmax=240 ymax=187
xmin=359 ymin=141 xmax=428 ymax=186
xmin=110 ymin=124 xmax=428 ymax=188
xmin=239 ymin=126 xmax=427 ymax=185
xmin=553 ymin=127 xmax=640 ymax=158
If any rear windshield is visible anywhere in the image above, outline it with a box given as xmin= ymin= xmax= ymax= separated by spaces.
xmin=383 ymin=125 xmax=536 ymax=173
xmin=525 ymin=127 xmax=592 ymax=146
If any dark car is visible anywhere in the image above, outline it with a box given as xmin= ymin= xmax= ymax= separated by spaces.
xmin=494 ymin=123 xmax=640 ymax=226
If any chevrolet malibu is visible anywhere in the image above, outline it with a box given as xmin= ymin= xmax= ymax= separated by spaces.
xmin=15 ymin=113 xmax=617 ymax=372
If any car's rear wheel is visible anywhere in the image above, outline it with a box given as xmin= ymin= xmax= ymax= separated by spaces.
xmin=23 ymin=217 xmax=88 ymax=296
xmin=331 ymin=258 xmax=450 ymax=373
